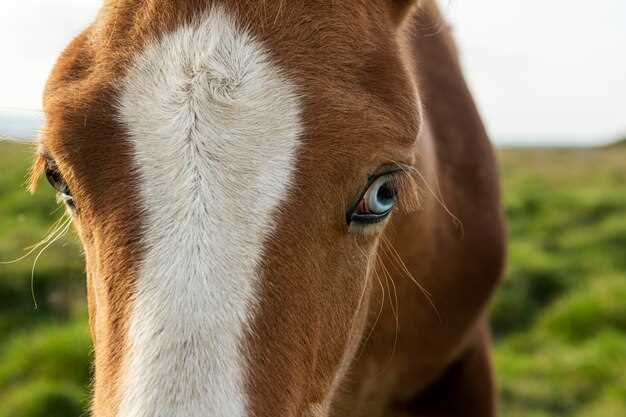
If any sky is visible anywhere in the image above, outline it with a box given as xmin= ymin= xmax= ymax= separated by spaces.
xmin=0 ymin=0 xmax=624 ymax=145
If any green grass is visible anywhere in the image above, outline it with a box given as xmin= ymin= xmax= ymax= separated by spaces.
xmin=492 ymin=146 xmax=626 ymax=416
xmin=0 ymin=141 xmax=89 ymax=415
xmin=0 ymin=140 xmax=624 ymax=416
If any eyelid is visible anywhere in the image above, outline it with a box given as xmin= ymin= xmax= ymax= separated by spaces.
xmin=367 ymin=165 xmax=406 ymax=182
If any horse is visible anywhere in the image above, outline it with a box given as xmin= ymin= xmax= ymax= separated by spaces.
xmin=29 ymin=1 xmax=506 ymax=416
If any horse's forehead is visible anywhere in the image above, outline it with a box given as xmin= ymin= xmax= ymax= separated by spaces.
xmin=42 ymin=0 xmax=417 ymax=173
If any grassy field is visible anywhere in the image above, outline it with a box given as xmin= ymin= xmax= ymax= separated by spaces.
xmin=493 ymin=144 xmax=626 ymax=417
xmin=0 ymin=140 xmax=625 ymax=416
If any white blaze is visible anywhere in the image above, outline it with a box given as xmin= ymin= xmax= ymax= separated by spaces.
xmin=117 ymin=7 xmax=302 ymax=417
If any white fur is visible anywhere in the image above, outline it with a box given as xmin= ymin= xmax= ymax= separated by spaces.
xmin=117 ymin=7 xmax=302 ymax=417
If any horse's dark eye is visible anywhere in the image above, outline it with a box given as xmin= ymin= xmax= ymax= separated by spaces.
xmin=45 ymin=159 xmax=74 ymax=209
xmin=45 ymin=168 xmax=63 ymax=192
xmin=348 ymin=173 xmax=398 ymax=225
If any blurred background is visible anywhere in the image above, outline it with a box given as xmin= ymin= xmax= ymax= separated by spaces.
xmin=0 ymin=1 xmax=625 ymax=416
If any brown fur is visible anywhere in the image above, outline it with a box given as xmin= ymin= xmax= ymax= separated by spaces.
xmin=32 ymin=1 xmax=505 ymax=416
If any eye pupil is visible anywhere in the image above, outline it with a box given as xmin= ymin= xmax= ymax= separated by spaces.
xmin=377 ymin=184 xmax=395 ymax=204
xmin=46 ymin=169 xmax=62 ymax=188
xmin=44 ymin=161 xmax=74 ymax=208
xmin=368 ymin=179 xmax=395 ymax=215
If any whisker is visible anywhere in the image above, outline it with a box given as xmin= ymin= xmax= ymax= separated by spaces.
xmin=29 ymin=217 xmax=73 ymax=309
xmin=381 ymin=235 xmax=442 ymax=323
xmin=362 ymin=266 xmax=386 ymax=352
xmin=352 ymin=241 xmax=386 ymax=362
xmin=377 ymin=250 xmax=399 ymax=337
xmin=0 ymin=214 xmax=69 ymax=265
xmin=374 ymin=250 xmax=400 ymax=376
xmin=346 ymin=237 xmax=375 ymax=351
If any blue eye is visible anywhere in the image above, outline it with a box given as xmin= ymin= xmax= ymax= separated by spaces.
xmin=348 ymin=174 xmax=398 ymax=225
xmin=367 ymin=176 xmax=396 ymax=214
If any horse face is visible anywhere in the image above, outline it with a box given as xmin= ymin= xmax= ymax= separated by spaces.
xmin=33 ymin=1 xmax=420 ymax=415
